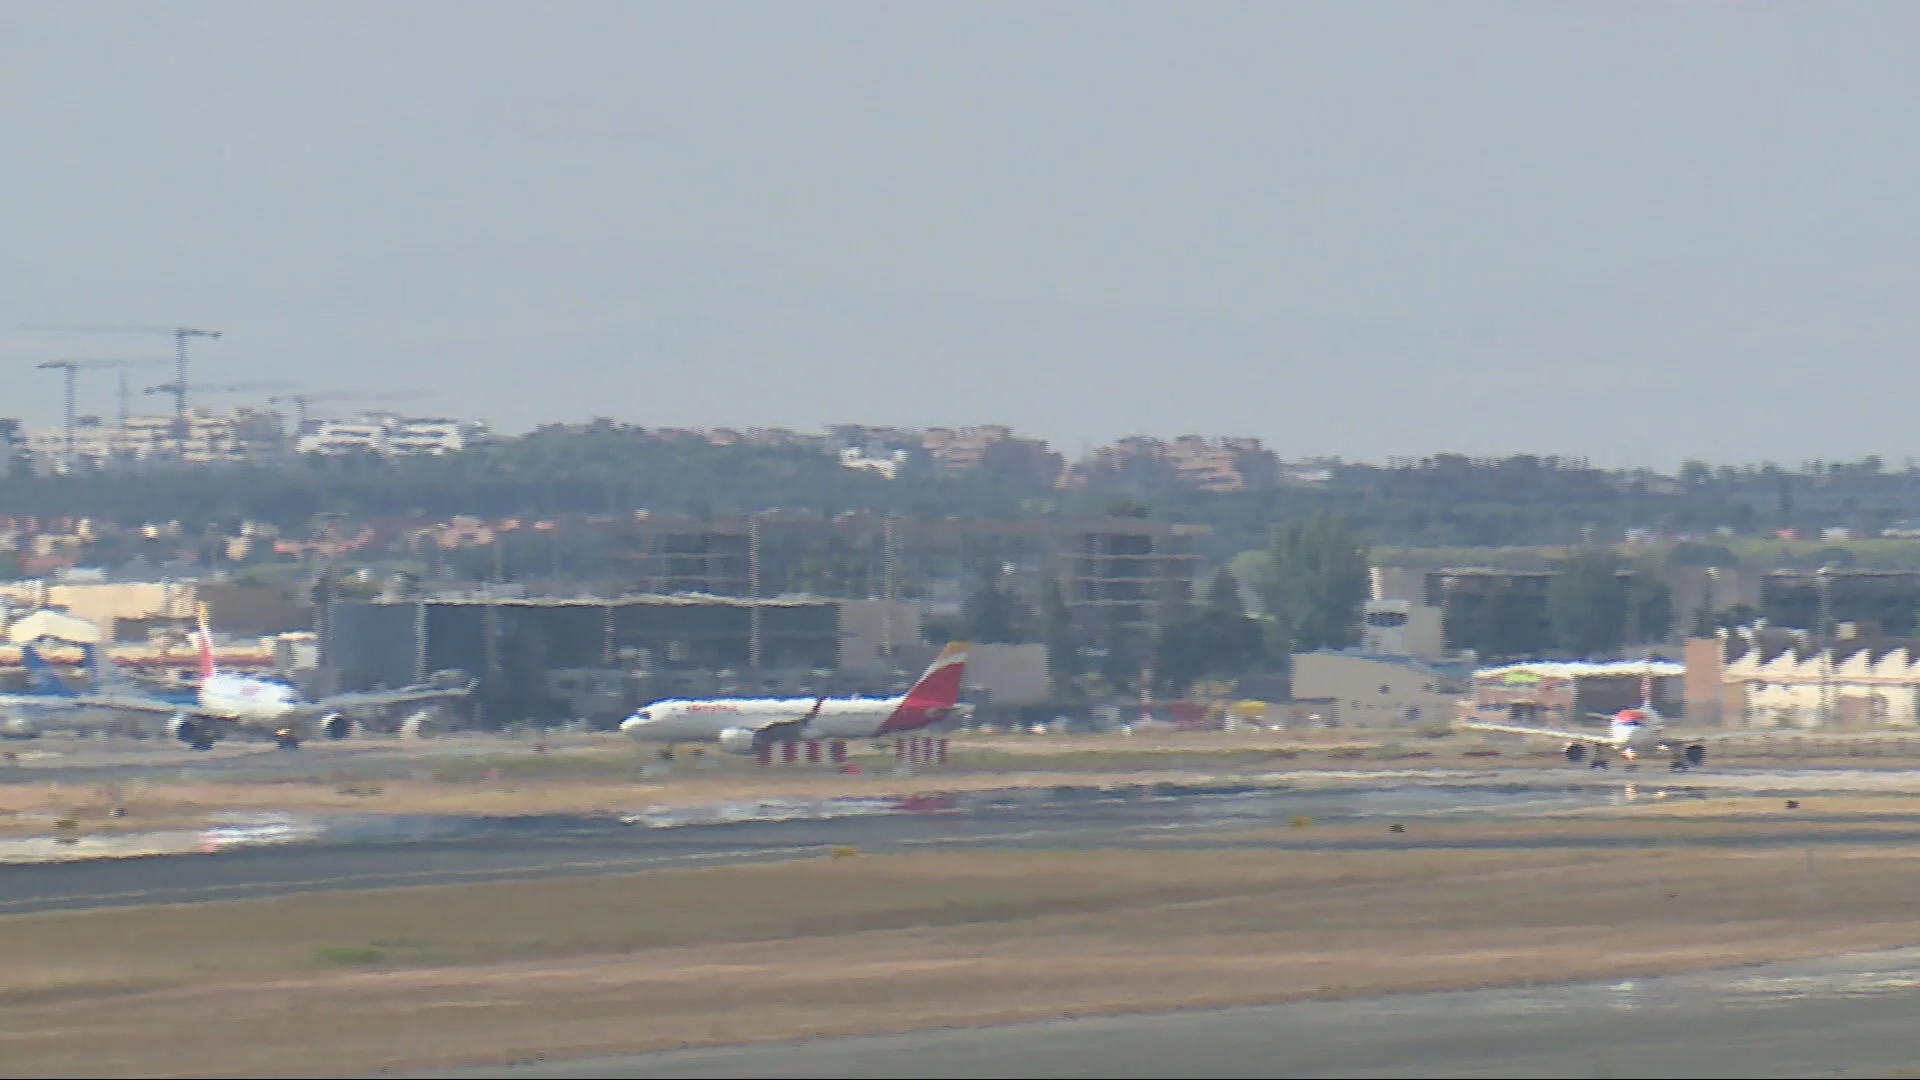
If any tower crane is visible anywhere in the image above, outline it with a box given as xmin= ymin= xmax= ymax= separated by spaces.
xmin=145 ymin=379 xmax=296 ymax=398
xmin=33 ymin=358 xmax=172 ymax=472
xmin=21 ymin=324 xmax=224 ymax=455
xmin=266 ymin=390 xmax=433 ymax=430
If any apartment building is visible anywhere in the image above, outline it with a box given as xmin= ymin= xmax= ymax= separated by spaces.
xmin=23 ymin=408 xmax=289 ymax=470
xmin=296 ymin=414 xmax=487 ymax=457
xmin=1061 ymin=435 xmax=1280 ymax=493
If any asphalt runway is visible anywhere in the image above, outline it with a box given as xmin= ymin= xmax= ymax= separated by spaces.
xmin=14 ymin=778 xmax=1920 ymax=916
xmin=0 ymin=782 xmax=1608 ymax=914
xmin=409 ymin=947 xmax=1920 ymax=1079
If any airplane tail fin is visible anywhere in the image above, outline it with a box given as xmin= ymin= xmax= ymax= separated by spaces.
xmin=21 ymin=644 xmax=75 ymax=697
xmin=877 ymin=643 xmax=969 ymax=735
xmin=907 ymin=642 xmax=968 ymax=707
xmin=194 ymin=603 xmax=216 ymax=682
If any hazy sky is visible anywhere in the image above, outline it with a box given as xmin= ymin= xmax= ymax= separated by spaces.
xmin=4 ymin=2 xmax=1918 ymax=469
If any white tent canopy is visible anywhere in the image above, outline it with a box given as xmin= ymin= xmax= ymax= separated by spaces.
xmin=7 ymin=609 xmax=104 ymax=646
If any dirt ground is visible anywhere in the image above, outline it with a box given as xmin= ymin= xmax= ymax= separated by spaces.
xmin=11 ymin=837 xmax=1920 ymax=1077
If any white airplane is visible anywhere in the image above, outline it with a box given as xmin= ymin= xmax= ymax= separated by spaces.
xmin=621 ymin=642 xmax=969 ymax=754
xmin=78 ymin=605 xmax=475 ymax=751
xmin=1461 ymin=666 xmax=1757 ymax=771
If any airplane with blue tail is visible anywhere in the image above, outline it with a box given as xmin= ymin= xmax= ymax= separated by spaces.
xmin=1 ymin=643 xmax=117 ymax=738
xmin=3 ymin=642 xmax=207 ymax=740
xmin=64 ymin=603 xmax=475 ymax=751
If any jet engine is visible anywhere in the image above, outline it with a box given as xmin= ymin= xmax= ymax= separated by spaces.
xmin=717 ymin=726 xmax=762 ymax=755
xmin=1564 ymin=742 xmax=1586 ymax=763
xmin=169 ymin=715 xmax=216 ymax=752
xmin=1685 ymin=743 xmax=1705 ymax=767
xmin=320 ymin=714 xmax=355 ymax=741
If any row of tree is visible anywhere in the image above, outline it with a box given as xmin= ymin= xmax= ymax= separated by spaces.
xmin=1436 ymin=548 xmax=1676 ymax=662
xmin=7 ymin=426 xmax=1917 ymax=563
xmin=946 ymin=517 xmax=1707 ymax=702
xmin=940 ymin=516 xmax=1376 ymax=700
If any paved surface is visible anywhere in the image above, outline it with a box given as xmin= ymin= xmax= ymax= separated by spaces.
xmin=11 ymin=779 xmax=1920 ymax=915
xmin=0 ymin=783 xmax=1588 ymax=913
xmin=407 ymin=947 xmax=1920 ymax=1078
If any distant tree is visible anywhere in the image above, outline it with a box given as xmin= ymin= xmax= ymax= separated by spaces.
xmin=1263 ymin=517 xmax=1370 ymax=652
xmin=960 ymin=577 xmax=1029 ymax=644
xmin=1549 ymin=548 xmax=1629 ymax=657
xmin=1038 ymin=576 xmax=1080 ymax=699
xmin=921 ymin=613 xmax=964 ymax=646
xmin=1099 ymin=606 xmax=1149 ymax=693
xmin=1690 ymin=602 xmax=1714 ymax=639
xmin=1627 ymin=573 xmax=1675 ymax=646
xmin=1153 ymin=568 xmax=1265 ymax=696
xmin=1444 ymin=580 xmax=1552 ymax=662
xmin=1205 ymin=565 xmax=1247 ymax=619
xmin=1665 ymin=541 xmax=1739 ymax=568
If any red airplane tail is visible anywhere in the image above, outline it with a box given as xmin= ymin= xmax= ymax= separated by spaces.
xmin=877 ymin=643 xmax=968 ymax=735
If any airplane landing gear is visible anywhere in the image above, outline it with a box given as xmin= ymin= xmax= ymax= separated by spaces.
xmin=1589 ymin=755 xmax=1610 ymax=769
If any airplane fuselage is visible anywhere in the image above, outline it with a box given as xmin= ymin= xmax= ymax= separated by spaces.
xmin=623 ymin=695 xmax=953 ymax=745
xmin=197 ymin=672 xmax=302 ymax=724
xmin=1603 ymin=720 xmax=1666 ymax=757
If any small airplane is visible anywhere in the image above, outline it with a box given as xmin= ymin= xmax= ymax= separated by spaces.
xmin=1460 ymin=664 xmax=1763 ymax=771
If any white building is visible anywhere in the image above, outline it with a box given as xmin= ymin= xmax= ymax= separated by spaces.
xmin=1360 ymin=598 xmax=1446 ymax=658
xmin=297 ymin=414 xmax=487 ymax=457
xmin=1722 ymin=643 xmax=1920 ymax=728
xmin=23 ymin=409 xmax=288 ymax=471
xmin=1290 ymin=650 xmax=1469 ymax=730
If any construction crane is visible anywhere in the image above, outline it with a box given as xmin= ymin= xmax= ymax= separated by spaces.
xmin=33 ymin=358 xmax=172 ymax=472
xmin=21 ymin=324 xmax=224 ymax=455
xmin=266 ymin=390 xmax=433 ymax=430
xmin=145 ymin=379 xmax=295 ymax=398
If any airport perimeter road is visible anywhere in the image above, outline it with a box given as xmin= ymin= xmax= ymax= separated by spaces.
xmin=408 ymin=948 xmax=1920 ymax=1079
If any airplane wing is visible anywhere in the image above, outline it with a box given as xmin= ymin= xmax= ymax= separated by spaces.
xmin=63 ymin=691 xmax=204 ymax=717
xmin=1460 ymin=720 xmax=1610 ymax=744
xmin=286 ymin=681 xmax=476 ymax=719
xmin=741 ymin=696 xmax=829 ymax=742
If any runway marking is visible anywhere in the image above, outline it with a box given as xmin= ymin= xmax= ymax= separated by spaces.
xmin=0 ymin=844 xmax=830 ymax=913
